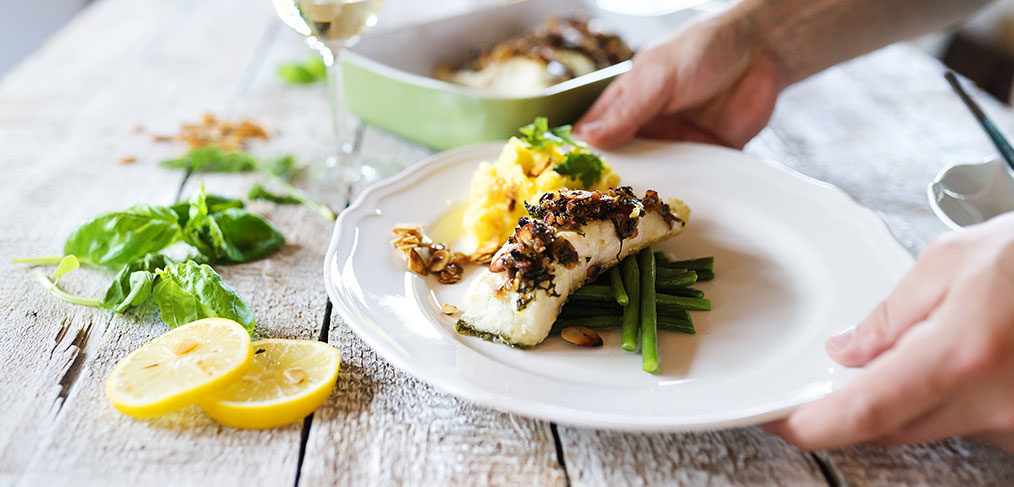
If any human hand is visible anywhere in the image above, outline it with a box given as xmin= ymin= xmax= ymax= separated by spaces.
xmin=766 ymin=212 xmax=1014 ymax=452
xmin=574 ymin=9 xmax=785 ymax=149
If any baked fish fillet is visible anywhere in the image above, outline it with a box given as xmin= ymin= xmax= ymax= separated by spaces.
xmin=457 ymin=187 xmax=690 ymax=348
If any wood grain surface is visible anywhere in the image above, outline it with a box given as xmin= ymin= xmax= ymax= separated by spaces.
xmin=3 ymin=0 xmax=1014 ymax=485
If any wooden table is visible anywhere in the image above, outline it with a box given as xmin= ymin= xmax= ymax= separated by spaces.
xmin=3 ymin=0 xmax=1014 ymax=485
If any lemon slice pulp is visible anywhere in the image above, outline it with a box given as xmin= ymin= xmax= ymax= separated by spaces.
xmin=200 ymin=339 xmax=340 ymax=429
xmin=105 ymin=318 xmax=253 ymax=418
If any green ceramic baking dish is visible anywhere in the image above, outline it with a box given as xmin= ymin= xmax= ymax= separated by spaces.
xmin=341 ymin=0 xmax=700 ymax=150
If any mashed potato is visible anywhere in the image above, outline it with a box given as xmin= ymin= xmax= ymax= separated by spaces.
xmin=462 ymin=137 xmax=620 ymax=254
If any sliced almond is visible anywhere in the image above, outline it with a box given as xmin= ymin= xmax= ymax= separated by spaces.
xmin=283 ymin=368 xmax=307 ymax=385
xmin=440 ymin=303 xmax=459 ymax=315
xmin=174 ymin=338 xmax=199 ymax=355
xmin=561 ymin=326 xmax=603 ymax=347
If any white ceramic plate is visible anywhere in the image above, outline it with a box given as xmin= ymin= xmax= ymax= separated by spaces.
xmin=324 ymin=140 xmax=913 ymax=431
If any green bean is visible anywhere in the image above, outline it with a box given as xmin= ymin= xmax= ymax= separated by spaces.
xmin=571 ymin=285 xmax=711 ymax=310
xmin=656 ymin=294 xmax=712 ymax=311
xmin=559 ymin=303 xmax=619 ymax=319
xmin=609 ymin=266 xmax=629 ymax=306
xmin=695 ymin=269 xmax=715 ymax=281
xmin=620 ymin=254 xmax=640 ymax=351
xmin=658 ymin=315 xmax=696 ymax=335
xmin=553 ymin=315 xmax=622 ymax=330
xmin=549 ymin=314 xmax=695 ymax=335
xmin=661 ymin=287 xmax=705 ymax=298
xmin=570 ymin=285 xmax=614 ymax=301
xmin=656 ymin=270 xmax=697 ymax=290
xmin=638 ymin=248 xmax=659 ymax=374
xmin=655 ymin=254 xmax=714 ymax=272
xmin=656 ymin=267 xmax=688 ymax=278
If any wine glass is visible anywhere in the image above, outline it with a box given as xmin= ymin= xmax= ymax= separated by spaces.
xmin=272 ymin=0 xmax=383 ymax=186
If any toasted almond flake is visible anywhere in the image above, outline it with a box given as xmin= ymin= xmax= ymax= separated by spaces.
xmin=119 ymin=155 xmax=138 ymax=165
xmin=440 ymin=304 xmax=459 ymax=315
xmin=174 ymin=338 xmax=199 ymax=355
xmin=283 ymin=368 xmax=307 ymax=385
xmin=561 ymin=326 xmax=603 ymax=347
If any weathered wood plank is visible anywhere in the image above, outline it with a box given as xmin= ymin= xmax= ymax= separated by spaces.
xmin=0 ymin=0 xmax=330 ymax=485
xmin=296 ymin=315 xmax=567 ymax=487
xmin=748 ymin=45 xmax=1014 ymax=485
xmin=558 ymin=427 xmax=828 ymax=487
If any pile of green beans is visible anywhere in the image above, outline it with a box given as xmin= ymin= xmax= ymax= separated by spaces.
xmin=552 ymin=249 xmax=716 ymax=374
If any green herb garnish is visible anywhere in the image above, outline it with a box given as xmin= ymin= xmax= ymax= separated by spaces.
xmin=63 ymin=204 xmax=183 ymax=269
xmin=518 ymin=117 xmax=585 ymax=150
xmin=159 ymin=147 xmax=259 ymax=173
xmin=247 ymin=181 xmax=336 ymax=220
xmin=181 ymin=184 xmax=286 ymax=264
xmin=553 ymin=152 xmax=604 ymax=187
xmin=101 ymin=253 xmax=172 ymax=313
xmin=153 ymin=260 xmax=256 ymax=334
xmin=276 ymin=53 xmax=327 ymax=85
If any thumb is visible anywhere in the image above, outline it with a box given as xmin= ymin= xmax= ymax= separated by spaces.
xmin=827 ymin=246 xmax=953 ymax=367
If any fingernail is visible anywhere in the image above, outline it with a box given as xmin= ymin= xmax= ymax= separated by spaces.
xmin=826 ymin=329 xmax=855 ymax=353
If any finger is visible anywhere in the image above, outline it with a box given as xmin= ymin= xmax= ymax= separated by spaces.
xmin=967 ymin=432 xmax=1014 ymax=453
xmin=575 ymin=81 xmax=623 ymax=130
xmin=869 ymin=280 xmax=1014 ymax=447
xmin=683 ymin=59 xmax=781 ymax=149
xmin=575 ymin=69 xmax=671 ymax=149
xmin=773 ymin=321 xmax=956 ymax=450
xmin=636 ymin=116 xmax=731 ymax=147
xmin=826 ymin=246 xmax=955 ymax=367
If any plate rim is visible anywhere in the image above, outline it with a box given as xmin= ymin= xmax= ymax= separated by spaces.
xmin=323 ymin=139 xmax=914 ymax=431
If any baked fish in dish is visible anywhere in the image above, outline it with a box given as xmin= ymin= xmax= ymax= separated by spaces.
xmin=457 ymin=186 xmax=689 ymax=348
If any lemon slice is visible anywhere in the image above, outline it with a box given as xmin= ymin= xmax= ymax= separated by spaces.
xmin=200 ymin=339 xmax=340 ymax=429
xmin=105 ymin=318 xmax=253 ymax=418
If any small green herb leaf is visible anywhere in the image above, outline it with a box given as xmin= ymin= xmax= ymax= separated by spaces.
xmin=248 ymin=183 xmax=301 ymax=204
xmin=64 ymin=204 xmax=183 ymax=269
xmin=153 ymin=261 xmax=256 ymax=334
xmin=248 ymin=181 xmax=337 ymax=220
xmin=159 ymin=147 xmax=259 ymax=173
xmin=35 ymin=271 xmax=101 ymax=308
xmin=181 ymin=185 xmax=285 ymax=264
xmin=553 ymin=152 xmax=605 ymax=187
xmin=277 ymin=54 xmax=327 ymax=85
xmin=518 ymin=117 xmax=588 ymax=150
xmin=51 ymin=255 xmax=80 ymax=285
xmin=262 ymin=155 xmax=300 ymax=181
xmin=101 ymin=253 xmax=173 ymax=313
xmin=170 ymin=193 xmax=244 ymax=228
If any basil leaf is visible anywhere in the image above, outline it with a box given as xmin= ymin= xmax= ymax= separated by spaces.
xmin=553 ymin=152 xmax=605 ymax=187
xmin=101 ymin=253 xmax=172 ymax=313
xmin=153 ymin=261 xmax=256 ymax=334
xmin=159 ymin=147 xmax=258 ymax=173
xmin=277 ymin=54 xmax=327 ymax=85
xmin=170 ymin=193 xmax=244 ymax=228
xmin=64 ymin=204 xmax=182 ymax=269
xmin=248 ymin=183 xmax=301 ymax=204
xmin=183 ymin=207 xmax=285 ymax=264
xmin=262 ymin=155 xmax=300 ymax=181
xmin=51 ymin=255 xmax=80 ymax=285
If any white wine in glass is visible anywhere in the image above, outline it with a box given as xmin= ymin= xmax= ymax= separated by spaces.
xmin=271 ymin=0 xmax=383 ymax=185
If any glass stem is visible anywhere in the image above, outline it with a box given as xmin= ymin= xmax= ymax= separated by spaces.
xmin=308 ymin=37 xmax=355 ymax=174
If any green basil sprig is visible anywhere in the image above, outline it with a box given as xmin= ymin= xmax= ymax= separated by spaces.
xmin=63 ymin=204 xmax=182 ymax=269
xmin=101 ymin=253 xmax=173 ymax=313
xmin=153 ymin=260 xmax=256 ymax=334
xmin=181 ymin=186 xmax=285 ymax=264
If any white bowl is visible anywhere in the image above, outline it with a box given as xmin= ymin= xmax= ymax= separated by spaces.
xmin=927 ymin=156 xmax=1014 ymax=229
